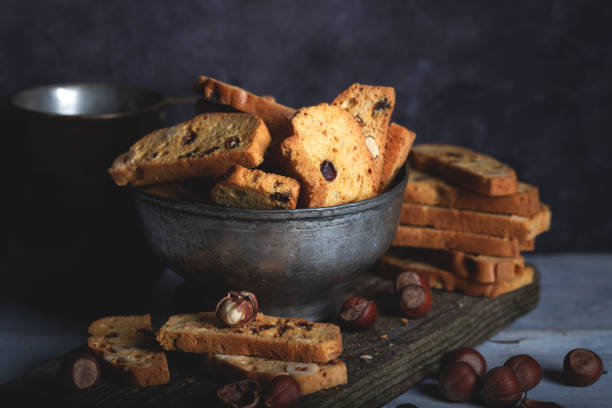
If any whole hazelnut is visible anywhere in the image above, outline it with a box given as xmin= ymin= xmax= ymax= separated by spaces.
xmin=438 ymin=361 xmax=479 ymax=402
xmin=504 ymin=354 xmax=542 ymax=391
xmin=57 ymin=351 xmax=101 ymax=390
xmin=395 ymin=270 xmax=430 ymax=293
xmin=216 ymin=291 xmax=259 ymax=327
xmin=399 ymin=284 xmax=432 ymax=318
xmin=563 ymin=348 xmax=603 ymax=386
xmin=442 ymin=347 xmax=487 ymax=377
xmin=217 ymin=379 xmax=261 ymax=408
xmin=264 ymin=375 xmax=302 ymax=408
xmin=480 ymin=366 xmax=522 ymax=408
xmin=339 ymin=297 xmax=378 ymax=330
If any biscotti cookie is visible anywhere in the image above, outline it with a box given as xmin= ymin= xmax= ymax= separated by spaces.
xmin=108 ymin=112 xmax=271 ymax=186
xmin=279 ymin=103 xmax=377 ymax=207
xmin=202 ymin=354 xmax=347 ymax=395
xmin=157 ymin=312 xmax=342 ymax=363
xmin=87 ymin=314 xmax=170 ymax=387
xmin=194 ymin=75 xmax=296 ymax=147
xmin=410 ymin=144 xmax=518 ymax=196
xmin=404 ymin=169 xmax=540 ymax=216
xmin=392 ymin=225 xmax=528 ymax=257
xmin=400 ymin=203 xmax=551 ymax=244
xmin=378 ymin=253 xmax=534 ymax=298
xmin=210 ymin=165 xmax=300 ymax=209
xmin=386 ymin=247 xmax=524 ymax=283
xmin=380 ymin=123 xmax=416 ymax=191
xmin=332 ymin=83 xmax=395 ymax=187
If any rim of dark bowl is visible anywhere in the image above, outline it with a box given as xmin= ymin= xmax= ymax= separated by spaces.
xmin=10 ymin=82 xmax=167 ymax=121
xmin=132 ymin=163 xmax=409 ymax=221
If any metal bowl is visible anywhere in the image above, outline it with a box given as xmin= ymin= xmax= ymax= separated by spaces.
xmin=133 ymin=165 xmax=409 ymax=321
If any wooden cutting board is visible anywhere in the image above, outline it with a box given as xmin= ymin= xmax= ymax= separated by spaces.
xmin=0 ymin=267 xmax=539 ymax=407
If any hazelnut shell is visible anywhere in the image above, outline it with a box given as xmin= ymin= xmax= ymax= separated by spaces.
xmin=480 ymin=366 xmax=522 ymax=408
xmin=399 ymin=284 xmax=432 ymax=318
xmin=438 ymin=361 xmax=479 ymax=402
xmin=504 ymin=354 xmax=542 ymax=391
xmin=264 ymin=375 xmax=302 ymax=408
xmin=442 ymin=347 xmax=487 ymax=377
xmin=563 ymin=348 xmax=603 ymax=387
xmin=339 ymin=297 xmax=378 ymax=330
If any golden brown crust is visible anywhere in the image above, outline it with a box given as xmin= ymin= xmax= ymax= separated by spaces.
xmin=410 ymin=144 xmax=518 ymax=196
xmin=108 ymin=112 xmax=271 ymax=186
xmin=378 ymin=254 xmax=534 ymax=298
xmin=201 ymin=354 xmax=347 ymax=395
xmin=400 ymin=203 xmax=551 ymax=244
xmin=210 ymin=165 xmax=300 ymax=209
xmin=404 ymin=169 xmax=540 ymax=216
xmin=194 ymin=75 xmax=296 ymax=147
xmin=332 ymin=83 xmax=396 ymax=188
xmin=87 ymin=315 xmax=170 ymax=387
xmin=392 ymin=225 xmax=524 ymax=257
xmin=156 ymin=313 xmax=343 ymax=363
xmin=386 ymin=247 xmax=524 ymax=283
xmin=380 ymin=123 xmax=416 ymax=191
xmin=279 ymin=103 xmax=377 ymax=207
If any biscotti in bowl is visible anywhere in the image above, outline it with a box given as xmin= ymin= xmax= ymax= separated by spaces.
xmin=131 ymin=164 xmax=408 ymax=321
xmin=109 ymin=77 xmax=414 ymax=320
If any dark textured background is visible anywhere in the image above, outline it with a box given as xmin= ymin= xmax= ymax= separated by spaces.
xmin=2 ymin=0 xmax=611 ymax=253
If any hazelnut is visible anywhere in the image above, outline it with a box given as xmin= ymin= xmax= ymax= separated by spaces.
xmin=504 ymin=354 xmax=542 ymax=391
xmin=442 ymin=347 xmax=487 ymax=377
xmin=395 ymin=270 xmax=430 ymax=293
xmin=563 ymin=348 xmax=603 ymax=387
xmin=216 ymin=291 xmax=259 ymax=328
xmin=437 ymin=361 xmax=479 ymax=402
xmin=480 ymin=366 xmax=522 ymax=408
xmin=339 ymin=297 xmax=378 ymax=330
xmin=217 ymin=379 xmax=261 ymax=408
xmin=399 ymin=284 xmax=432 ymax=318
xmin=264 ymin=375 xmax=302 ymax=408
xmin=57 ymin=351 xmax=101 ymax=390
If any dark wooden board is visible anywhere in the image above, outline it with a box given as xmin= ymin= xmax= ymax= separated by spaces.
xmin=0 ymin=267 xmax=540 ymax=407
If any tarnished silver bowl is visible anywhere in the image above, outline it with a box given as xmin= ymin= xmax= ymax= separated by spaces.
xmin=133 ymin=166 xmax=408 ymax=321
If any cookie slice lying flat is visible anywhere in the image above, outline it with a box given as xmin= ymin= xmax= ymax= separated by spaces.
xmin=157 ymin=312 xmax=342 ymax=363
xmin=404 ymin=169 xmax=540 ymax=216
xmin=87 ymin=314 xmax=170 ymax=387
xmin=386 ymin=247 xmax=524 ymax=284
xmin=202 ymin=354 xmax=347 ymax=395
xmin=210 ymin=165 xmax=300 ymax=209
xmin=279 ymin=103 xmax=377 ymax=207
xmin=332 ymin=83 xmax=396 ymax=188
xmin=400 ymin=203 xmax=551 ymax=244
xmin=378 ymin=253 xmax=534 ymax=298
xmin=108 ymin=112 xmax=271 ymax=186
xmin=392 ymin=225 xmax=528 ymax=257
xmin=410 ymin=144 xmax=518 ymax=196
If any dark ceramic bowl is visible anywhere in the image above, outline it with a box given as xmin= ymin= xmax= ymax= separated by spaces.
xmin=133 ymin=165 xmax=409 ymax=321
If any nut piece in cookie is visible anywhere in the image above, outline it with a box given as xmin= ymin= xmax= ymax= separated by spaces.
xmin=210 ymin=165 xmax=300 ymax=210
xmin=279 ymin=103 xmax=377 ymax=208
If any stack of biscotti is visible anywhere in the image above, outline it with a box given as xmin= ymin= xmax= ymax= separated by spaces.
xmin=384 ymin=144 xmax=551 ymax=297
xmin=156 ymin=312 xmax=348 ymax=395
xmin=107 ymin=77 xmax=416 ymax=210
